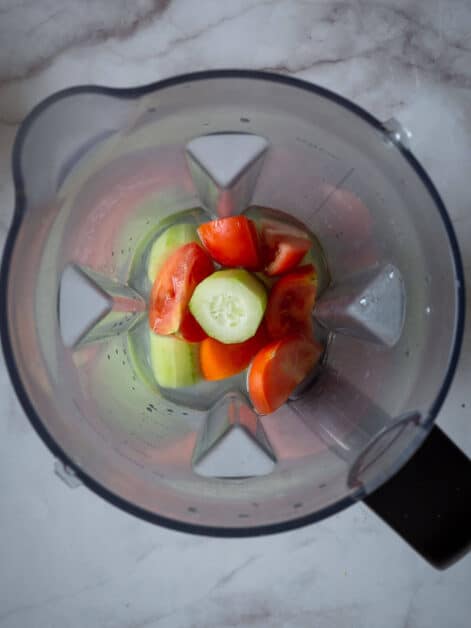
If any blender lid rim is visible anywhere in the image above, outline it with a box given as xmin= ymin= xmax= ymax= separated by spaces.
xmin=0 ymin=69 xmax=465 ymax=534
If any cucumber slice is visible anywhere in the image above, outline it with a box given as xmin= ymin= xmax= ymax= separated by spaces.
xmin=189 ymin=269 xmax=267 ymax=344
xmin=128 ymin=326 xmax=157 ymax=391
xmin=150 ymin=332 xmax=200 ymax=388
xmin=147 ymin=223 xmax=198 ymax=283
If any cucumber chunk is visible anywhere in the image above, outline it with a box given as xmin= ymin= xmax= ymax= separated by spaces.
xmin=150 ymin=332 xmax=200 ymax=388
xmin=189 ymin=269 xmax=267 ymax=344
xmin=147 ymin=223 xmax=198 ymax=283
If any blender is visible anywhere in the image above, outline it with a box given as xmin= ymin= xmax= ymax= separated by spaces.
xmin=1 ymin=71 xmax=469 ymax=569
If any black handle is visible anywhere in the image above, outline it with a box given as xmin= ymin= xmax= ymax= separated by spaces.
xmin=364 ymin=426 xmax=471 ymax=569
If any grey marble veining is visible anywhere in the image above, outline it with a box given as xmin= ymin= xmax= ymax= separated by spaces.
xmin=0 ymin=1 xmax=470 ymax=627
xmin=0 ymin=1 xmax=470 ymax=124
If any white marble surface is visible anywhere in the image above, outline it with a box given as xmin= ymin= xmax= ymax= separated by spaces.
xmin=1 ymin=1 xmax=471 ymax=627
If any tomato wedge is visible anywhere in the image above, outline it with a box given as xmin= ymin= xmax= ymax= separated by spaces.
xmin=149 ymin=242 xmax=214 ymax=335
xmin=265 ymin=264 xmax=317 ymax=339
xmin=200 ymin=324 xmax=268 ymax=381
xmin=197 ymin=216 xmax=261 ymax=269
xmin=178 ymin=310 xmax=208 ymax=342
xmin=248 ymin=334 xmax=323 ymax=414
xmin=261 ymin=218 xmax=312 ymax=276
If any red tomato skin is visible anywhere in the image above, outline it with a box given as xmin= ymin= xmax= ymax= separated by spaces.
xmin=197 ymin=216 xmax=261 ymax=269
xmin=149 ymin=243 xmax=214 ymax=335
xmin=265 ymin=265 xmax=317 ymax=340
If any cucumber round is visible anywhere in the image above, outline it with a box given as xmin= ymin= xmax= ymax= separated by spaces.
xmin=189 ymin=269 xmax=267 ymax=344
xmin=150 ymin=332 xmax=200 ymax=388
xmin=127 ymin=326 xmax=157 ymax=391
xmin=147 ymin=223 xmax=198 ymax=283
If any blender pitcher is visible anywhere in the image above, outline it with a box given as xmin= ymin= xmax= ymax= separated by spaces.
xmin=1 ymin=71 xmax=470 ymax=569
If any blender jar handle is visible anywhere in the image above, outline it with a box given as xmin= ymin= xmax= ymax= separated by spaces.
xmin=364 ymin=426 xmax=471 ymax=569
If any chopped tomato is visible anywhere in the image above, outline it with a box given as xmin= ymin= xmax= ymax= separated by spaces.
xmin=248 ymin=334 xmax=323 ymax=414
xmin=178 ymin=310 xmax=208 ymax=342
xmin=197 ymin=216 xmax=261 ymax=269
xmin=200 ymin=324 xmax=268 ymax=381
xmin=265 ymin=264 xmax=317 ymax=339
xmin=264 ymin=238 xmax=311 ymax=276
xmin=261 ymin=218 xmax=312 ymax=276
xmin=149 ymin=242 xmax=214 ymax=335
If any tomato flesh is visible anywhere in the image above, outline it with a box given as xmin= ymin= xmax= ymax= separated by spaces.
xmin=149 ymin=242 xmax=214 ymax=335
xmin=265 ymin=238 xmax=311 ymax=275
xmin=178 ymin=310 xmax=208 ymax=342
xmin=197 ymin=216 xmax=261 ymax=269
xmin=248 ymin=334 xmax=323 ymax=414
xmin=265 ymin=264 xmax=317 ymax=339
xmin=261 ymin=218 xmax=312 ymax=276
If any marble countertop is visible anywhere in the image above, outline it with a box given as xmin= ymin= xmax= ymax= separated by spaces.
xmin=0 ymin=1 xmax=470 ymax=627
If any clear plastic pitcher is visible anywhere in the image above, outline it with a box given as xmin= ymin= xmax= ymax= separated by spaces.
xmin=1 ymin=71 xmax=469 ymax=568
